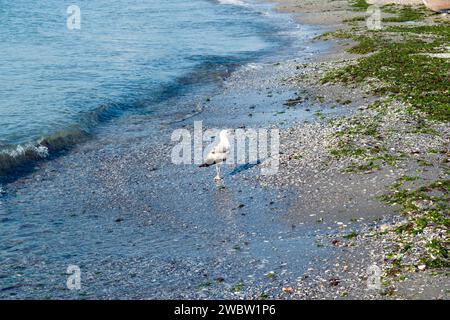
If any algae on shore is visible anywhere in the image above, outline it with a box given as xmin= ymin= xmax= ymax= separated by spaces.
xmin=279 ymin=0 xmax=449 ymax=296
xmin=319 ymin=1 xmax=449 ymax=285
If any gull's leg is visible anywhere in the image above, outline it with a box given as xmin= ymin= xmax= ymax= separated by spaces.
xmin=214 ymin=164 xmax=221 ymax=181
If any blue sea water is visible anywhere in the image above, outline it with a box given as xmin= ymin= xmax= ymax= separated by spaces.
xmin=0 ymin=0 xmax=283 ymax=174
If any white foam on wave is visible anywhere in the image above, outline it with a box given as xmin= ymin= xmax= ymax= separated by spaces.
xmin=243 ymin=63 xmax=263 ymax=70
xmin=8 ymin=144 xmax=49 ymax=159
xmin=0 ymin=143 xmax=49 ymax=173
xmin=217 ymin=0 xmax=246 ymax=6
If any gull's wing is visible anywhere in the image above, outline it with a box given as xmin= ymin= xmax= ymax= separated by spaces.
xmin=200 ymin=142 xmax=229 ymax=167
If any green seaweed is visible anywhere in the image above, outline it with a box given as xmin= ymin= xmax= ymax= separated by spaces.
xmin=323 ymin=39 xmax=450 ymax=121
xmin=350 ymin=0 xmax=370 ymax=11
xmin=382 ymin=5 xmax=427 ymax=22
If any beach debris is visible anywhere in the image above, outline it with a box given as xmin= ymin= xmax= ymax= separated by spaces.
xmin=232 ymin=203 xmax=245 ymax=210
xmin=328 ymin=278 xmax=340 ymax=287
xmin=284 ymin=96 xmax=305 ymax=107
xmin=214 ymin=277 xmax=225 ymax=283
xmin=282 ymin=286 xmax=294 ymax=294
xmin=332 ymin=239 xmax=342 ymax=247
xmin=337 ymin=221 xmax=346 ymax=228
xmin=418 ymin=264 xmax=427 ymax=271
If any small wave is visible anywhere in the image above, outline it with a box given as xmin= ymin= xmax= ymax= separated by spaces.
xmin=217 ymin=0 xmax=246 ymax=6
xmin=0 ymin=144 xmax=49 ymax=177
xmin=0 ymin=127 xmax=90 ymax=177
xmin=243 ymin=63 xmax=263 ymax=70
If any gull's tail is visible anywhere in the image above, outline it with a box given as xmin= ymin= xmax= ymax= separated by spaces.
xmin=199 ymin=163 xmax=212 ymax=168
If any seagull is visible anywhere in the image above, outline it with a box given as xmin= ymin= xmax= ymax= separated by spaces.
xmin=199 ymin=129 xmax=231 ymax=181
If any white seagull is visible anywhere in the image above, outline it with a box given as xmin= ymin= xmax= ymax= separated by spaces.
xmin=199 ymin=129 xmax=231 ymax=181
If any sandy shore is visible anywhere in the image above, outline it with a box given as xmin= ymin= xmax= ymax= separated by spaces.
xmin=274 ymin=0 xmax=357 ymax=27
